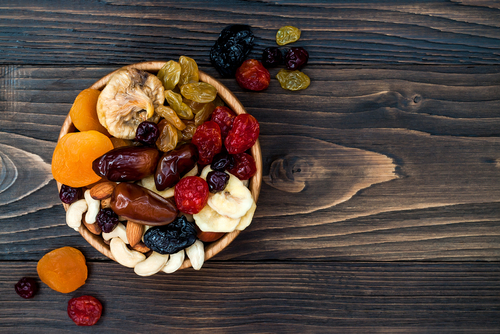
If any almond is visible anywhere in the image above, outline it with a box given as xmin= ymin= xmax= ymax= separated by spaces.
xmin=101 ymin=197 xmax=112 ymax=209
xmin=83 ymin=216 xmax=102 ymax=235
xmin=126 ymin=220 xmax=144 ymax=247
xmin=132 ymin=241 xmax=150 ymax=253
xmin=90 ymin=181 xmax=116 ymax=200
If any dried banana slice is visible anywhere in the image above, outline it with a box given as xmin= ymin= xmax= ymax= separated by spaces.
xmin=193 ymin=204 xmax=241 ymax=233
xmin=208 ymin=173 xmax=254 ymax=219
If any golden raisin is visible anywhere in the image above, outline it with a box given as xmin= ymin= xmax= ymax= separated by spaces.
xmin=179 ymin=56 xmax=199 ymax=85
xmin=165 ymin=90 xmax=194 ymax=120
xmin=276 ymin=69 xmax=310 ymax=91
xmin=157 ymin=60 xmax=181 ymax=90
xmin=180 ymin=82 xmax=217 ymax=103
xmin=276 ymin=26 xmax=301 ymax=46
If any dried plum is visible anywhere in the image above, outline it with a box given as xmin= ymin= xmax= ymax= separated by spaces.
xmin=143 ymin=216 xmax=197 ymax=254
xmin=210 ymin=25 xmax=254 ymax=78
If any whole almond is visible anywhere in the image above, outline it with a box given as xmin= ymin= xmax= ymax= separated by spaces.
xmin=126 ymin=220 xmax=144 ymax=247
xmin=83 ymin=216 xmax=102 ymax=235
xmin=90 ymin=181 xmax=116 ymax=200
xmin=132 ymin=241 xmax=151 ymax=253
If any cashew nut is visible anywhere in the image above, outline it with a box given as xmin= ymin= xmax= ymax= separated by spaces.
xmin=134 ymin=251 xmax=169 ymax=276
xmin=185 ymin=240 xmax=204 ymax=270
xmin=66 ymin=199 xmax=88 ymax=231
xmin=110 ymin=237 xmax=146 ymax=268
xmin=161 ymin=250 xmax=185 ymax=273
xmin=102 ymin=222 xmax=129 ymax=244
xmin=84 ymin=189 xmax=100 ymax=224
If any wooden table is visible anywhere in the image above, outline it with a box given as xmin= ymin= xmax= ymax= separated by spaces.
xmin=1 ymin=1 xmax=499 ymax=332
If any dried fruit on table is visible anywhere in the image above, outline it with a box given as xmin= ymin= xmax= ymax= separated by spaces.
xmin=143 ymin=216 xmax=197 ymax=254
xmin=225 ymin=114 xmax=260 ymax=155
xmin=135 ymin=121 xmax=160 ymax=146
xmin=210 ymin=106 xmax=236 ymax=140
xmin=285 ymin=47 xmax=309 ymax=70
xmin=165 ymin=90 xmax=194 ymax=120
xmin=97 ymin=68 xmax=164 ymax=139
xmin=235 ymin=59 xmax=270 ymax=91
xmin=157 ymin=60 xmax=181 ymax=90
xmin=14 ymin=277 xmax=38 ymax=299
xmin=228 ymin=152 xmax=257 ymax=180
xmin=156 ymin=119 xmax=180 ymax=152
xmin=180 ymin=82 xmax=217 ymax=103
xmin=69 ymin=88 xmax=109 ymax=135
xmin=276 ymin=69 xmax=311 ymax=91
xmin=276 ymin=25 xmax=301 ymax=45
xmin=179 ymin=56 xmax=199 ymax=85
xmin=175 ymin=176 xmax=209 ymax=214
xmin=206 ymin=170 xmax=230 ymax=193
xmin=156 ymin=105 xmax=186 ymax=131
xmin=68 ymin=295 xmax=102 ymax=326
xmin=37 ymin=246 xmax=87 ymax=293
xmin=52 ymin=131 xmax=114 ymax=187
xmin=210 ymin=25 xmax=255 ymax=77
xmin=155 ymin=143 xmax=199 ymax=191
xmin=194 ymin=102 xmax=215 ymax=126
xmin=262 ymin=47 xmax=283 ymax=68
xmin=192 ymin=121 xmax=222 ymax=165
xmin=59 ymin=184 xmax=83 ymax=204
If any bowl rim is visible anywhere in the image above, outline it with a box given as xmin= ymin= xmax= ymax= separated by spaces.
xmin=56 ymin=61 xmax=262 ymax=271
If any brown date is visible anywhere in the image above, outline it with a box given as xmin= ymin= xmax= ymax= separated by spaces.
xmin=92 ymin=146 xmax=160 ymax=182
xmin=110 ymin=182 xmax=178 ymax=226
xmin=155 ymin=143 xmax=199 ymax=191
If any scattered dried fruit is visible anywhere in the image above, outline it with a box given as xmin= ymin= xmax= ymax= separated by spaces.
xmin=211 ymin=25 xmax=255 ymax=77
xmin=285 ymin=47 xmax=309 ymax=70
xmin=68 ymin=295 xmax=102 ymax=326
xmin=276 ymin=25 xmax=301 ymax=45
xmin=262 ymin=47 xmax=283 ymax=68
xmin=235 ymin=59 xmax=270 ymax=91
xmin=276 ymin=69 xmax=311 ymax=91
xmin=14 ymin=277 xmax=38 ymax=299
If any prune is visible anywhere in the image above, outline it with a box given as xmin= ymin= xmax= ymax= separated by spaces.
xmin=211 ymin=151 xmax=235 ymax=171
xmin=192 ymin=121 xmax=222 ymax=165
xmin=210 ymin=25 xmax=255 ymax=78
xmin=143 ymin=216 xmax=197 ymax=254
xmin=96 ymin=208 xmax=119 ymax=233
xmin=135 ymin=121 xmax=159 ymax=146
xmin=276 ymin=25 xmax=301 ymax=45
xmin=14 ymin=277 xmax=38 ymax=299
xmin=285 ymin=47 xmax=309 ymax=70
xmin=92 ymin=146 xmax=160 ymax=182
xmin=210 ymin=106 xmax=236 ymax=140
xmin=68 ymin=295 xmax=102 ymax=326
xmin=175 ymin=176 xmax=209 ymax=214
xmin=59 ymin=184 xmax=83 ymax=204
xmin=155 ymin=143 xmax=199 ymax=191
xmin=207 ymin=171 xmax=230 ymax=193
xmin=228 ymin=153 xmax=257 ymax=180
xmin=236 ymin=59 xmax=270 ymax=91
xmin=225 ymin=114 xmax=260 ymax=154
xmin=276 ymin=69 xmax=310 ymax=91
xmin=262 ymin=47 xmax=283 ymax=67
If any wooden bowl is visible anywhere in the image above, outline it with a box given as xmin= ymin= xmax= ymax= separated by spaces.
xmin=57 ymin=61 xmax=262 ymax=271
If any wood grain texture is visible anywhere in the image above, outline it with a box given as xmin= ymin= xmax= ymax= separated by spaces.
xmin=1 ymin=261 xmax=499 ymax=333
xmin=0 ymin=0 xmax=499 ymax=65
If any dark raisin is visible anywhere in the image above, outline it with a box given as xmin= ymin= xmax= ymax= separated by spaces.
xmin=206 ymin=171 xmax=230 ymax=193
xmin=143 ymin=216 xmax=197 ymax=254
xmin=15 ymin=277 xmax=38 ymax=299
xmin=135 ymin=121 xmax=160 ymax=146
xmin=59 ymin=184 xmax=83 ymax=204
xmin=96 ymin=208 xmax=119 ymax=233
xmin=285 ymin=47 xmax=309 ymax=70
xmin=262 ymin=47 xmax=283 ymax=68
xmin=211 ymin=151 xmax=235 ymax=171
xmin=210 ymin=25 xmax=254 ymax=78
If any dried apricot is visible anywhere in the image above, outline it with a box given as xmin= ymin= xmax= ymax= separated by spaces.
xmin=52 ymin=131 xmax=114 ymax=187
xmin=37 ymin=246 xmax=88 ymax=293
xmin=69 ymin=89 xmax=109 ymax=135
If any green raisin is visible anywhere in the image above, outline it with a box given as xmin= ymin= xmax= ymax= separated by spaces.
xmin=276 ymin=26 xmax=301 ymax=46
xmin=165 ymin=90 xmax=194 ymax=120
xmin=157 ymin=60 xmax=181 ymax=90
xmin=276 ymin=69 xmax=310 ymax=91
xmin=179 ymin=56 xmax=199 ymax=86
xmin=180 ymin=82 xmax=217 ymax=103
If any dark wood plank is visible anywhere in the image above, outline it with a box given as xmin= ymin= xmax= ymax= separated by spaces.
xmin=1 ymin=261 xmax=499 ymax=333
xmin=0 ymin=0 xmax=499 ymax=65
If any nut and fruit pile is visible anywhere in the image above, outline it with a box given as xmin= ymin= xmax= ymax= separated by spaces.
xmin=52 ymin=56 xmax=259 ymax=276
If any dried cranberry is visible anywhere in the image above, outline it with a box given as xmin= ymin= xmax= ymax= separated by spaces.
xmin=135 ymin=121 xmax=160 ymax=146
xmin=236 ymin=59 xmax=270 ymax=91
xmin=224 ymin=114 xmax=260 ymax=155
xmin=96 ymin=208 xmax=119 ymax=233
xmin=192 ymin=121 xmax=222 ymax=165
xmin=175 ymin=176 xmax=209 ymax=214
xmin=59 ymin=184 xmax=83 ymax=204
xmin=262 ymin=47 xmax=283 ymax=67
xmin=206 ymin=171 xmax=230 ymax=193
xmin=285 ymin=47 xmax=309 ymax=70
xmin=228 ymin=153 xmax=257 ymax=180
xmin=210 ymin=106 xmax=236 ymax=140
xmin=14 ymin=277 xmax=38 ymax=299
xmin=211 ymin=151 xmax=235 ymax=171
xmin=68 ymin=295 xmax=102 ymax=326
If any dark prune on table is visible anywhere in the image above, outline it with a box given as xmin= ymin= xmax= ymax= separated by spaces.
xmin=262 ymin=47 xmax=283 ymax=68
xmin=14 ymin=277 xmax=38 ymax=299
xmin=59 ymin=184 xmax=83 ymax=204
xmin=135 ymin=121 xmax=160 ymax=146
xmin=143 ymin=216 xmax=197 ymax=254
xmin=211 ymin=151 xmax=235 ymax=171
xmin=210 ymin=25 xmax=255 ymax=78
xmin=285 ymin=47 xmax=309 ymax=70
xmin=206 ymin=171 xmax=230 ymax=193
xmin=96 ymin=208 xmax=119 ymax=233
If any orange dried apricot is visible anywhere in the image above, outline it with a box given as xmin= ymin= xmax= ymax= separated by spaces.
xmin=69 ymin=88 xmax=110 ymax=135
xmin=110 ymin=137 xmax=133 ymax=148
xmin=37 ymin=246 xmax=88 ymax=293
xmin=52 ymin=130 xmax=114 ymax=187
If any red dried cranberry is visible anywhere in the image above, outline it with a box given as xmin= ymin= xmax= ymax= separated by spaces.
xmin=14 ymin=277 xmax=38 ymax=299
xmin=225 ymin=114 xmax=260 ymax=155
xmin=175 ymin=176 xmax=209 ymax=214
xmin=206 ymin=171 xmax=230 ymax=193
xmin=235 ymin=59 xmax=270 ymax=91
xmin=262 ymin=47 xmax=283 ymax=67
xmin=228 ymin=153 xmax=257 ymax=180
xmin=211 ymin=151 xmax=235 ymax=171
xmin=210 ymin=106 xmax=236 ymax=140
xmin=59 ymin=184 xmax=83 ymax=204
xmin=192 ymin=121 xmax=222 ymax=165
xmin=96 ymin=208 xmax=119 ymax=233
xmin=285 ymin=47 xmax=309 ymax=70
xmin=135 ymin=121 xmax=160 ymax=146
xmin=68 ymin=295 xmax=102 ymax=326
